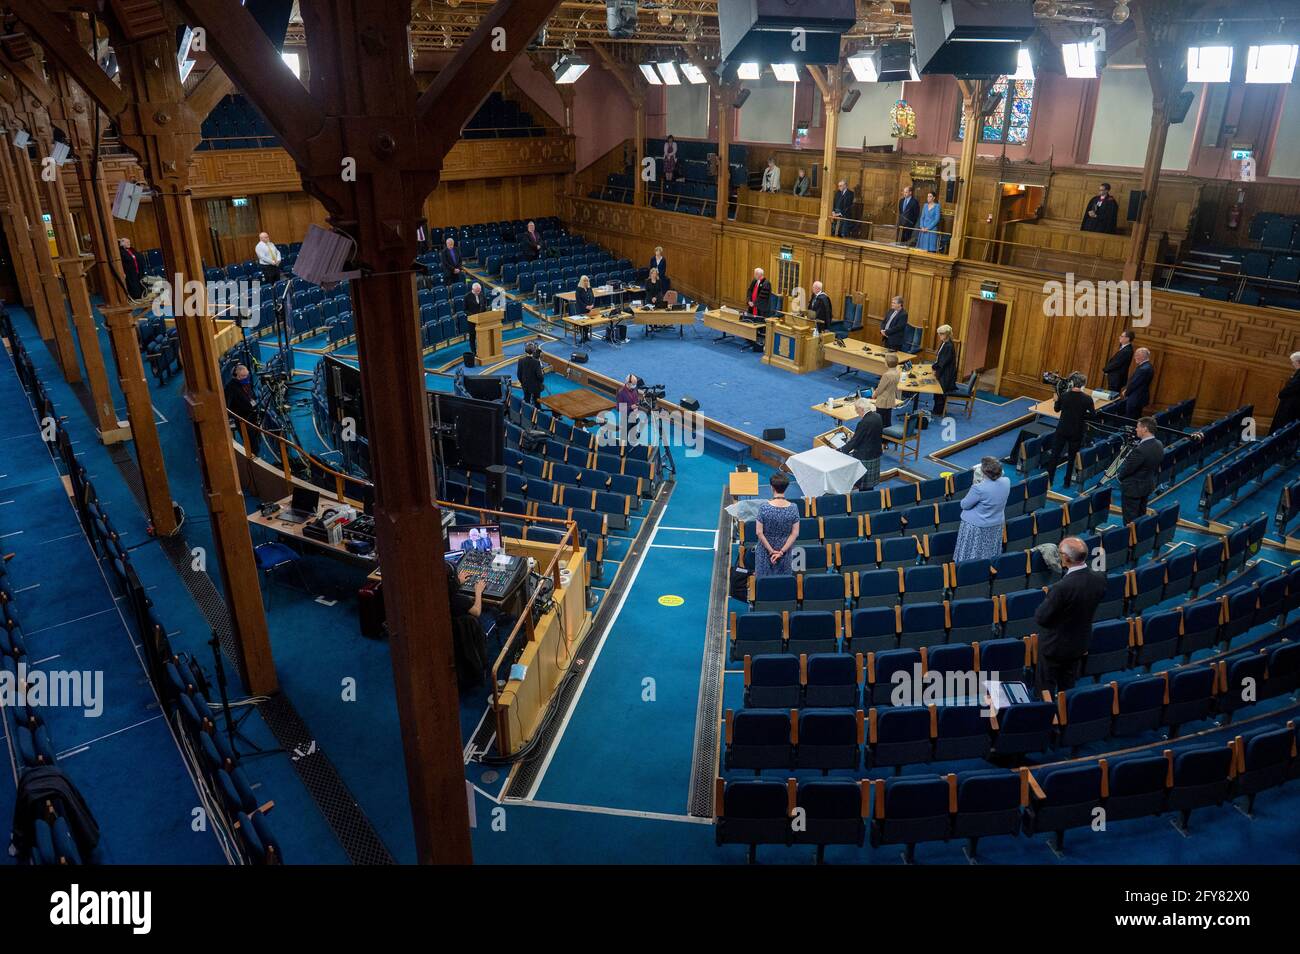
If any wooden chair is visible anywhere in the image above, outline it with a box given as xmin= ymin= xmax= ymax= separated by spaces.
xmin=882 ymin=412 xmax=922 ymax=463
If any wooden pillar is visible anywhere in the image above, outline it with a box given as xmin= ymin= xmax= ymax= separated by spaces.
xmin=949 ymin=80 xmax=984 ymax=259
xmin=9 ymin=127 xmax=81 ymax=381
xmin=34 ymin=118 xmax=121 ymax=439
xmin=110 ymin=36 xmax=275 ymax=695
xmin=0 ymin=132 xmax=42 ymax=312
xmin=632 ymin=93 xmax=646 ymax=207
xmin=809 ymin=66 xmax=843 ymax=238
xmin=715 ymin=83 xmax=732 ymax=223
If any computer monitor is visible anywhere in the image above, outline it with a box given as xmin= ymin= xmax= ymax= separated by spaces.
xmin=462 ymin=374 xmax=507 ymax=403
xmin=446 ymin=523 xmax=502 ymax=555
xmin=291 ymin=486 xmax=320 ymax=514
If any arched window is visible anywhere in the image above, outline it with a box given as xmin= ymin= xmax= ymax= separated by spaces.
xmin=956 ymin=78 xmax=1035 ymax=144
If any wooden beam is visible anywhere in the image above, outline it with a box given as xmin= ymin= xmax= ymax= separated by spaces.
xmin=185 ymin=65 xmax=233 ymax=122
xmin=7 ymin=2 xmax=129 ymax=118
xmin=949 ymin=79 xmax=985 ymax=259
xmin=0 ymin=49 xmax=54 ymax=108
xmin=815 ymin=65 xmax=843 ymax=238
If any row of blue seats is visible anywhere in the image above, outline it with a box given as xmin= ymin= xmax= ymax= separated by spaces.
xmin=717 ymin=718 xmax=1300 ymax=861
xmin=1200 ymin=422 xmax=1300 ymax=518
xmin=1251 ymin=212 xmax=1300 ymax=252
xmin=509 ymin=407 xmax=659 ymax=465
xmin=798 ymin=472 xmax=1049 ymax=520
xmin=1279 ymin=478 xmax=1300 ymax=537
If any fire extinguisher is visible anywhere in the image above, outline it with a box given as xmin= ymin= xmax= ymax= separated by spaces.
xmin=1226 ymin=188 xmax=1244 ymax=230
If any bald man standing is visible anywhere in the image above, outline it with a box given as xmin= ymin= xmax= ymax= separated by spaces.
xmin=255 ymin=231 xmax=282 ymax=283
xmin=1034 ymin=536 xmax=1106 ymax=693
xmin=809 ymin=280 xmax=833 ymax=331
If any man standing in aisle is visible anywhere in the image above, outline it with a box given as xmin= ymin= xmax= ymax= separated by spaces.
xmin=255 ymin=231 xmax=282 ymax=283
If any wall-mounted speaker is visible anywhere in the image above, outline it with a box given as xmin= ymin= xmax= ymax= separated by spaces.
xmin=841 ymin=89 xmax=861 ymax=113
xmin=1169 ymin=90 xmax=1196 ymax=124
xmin=945 ymin=178 xmax=957 ymax=203
xmin=111 ymin=180 xmax=145 ymax=222
xmin=734 ymin=87 xmax=751 ymax=109
xmin=1127 ymin=189 xmax=1146 ymax=222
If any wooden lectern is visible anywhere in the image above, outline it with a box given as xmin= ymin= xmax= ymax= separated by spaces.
xmin=469 ymin=309 xmax=506 ymax=364
xmin=762 ymin=313 xmax=820 ymax=374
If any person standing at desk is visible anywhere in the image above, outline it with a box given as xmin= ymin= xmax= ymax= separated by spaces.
xmin=932 ymin=324 xmax=957 ymax=417
xmin=754 ymin=472 xmax=799 ymax=577
xmin=954 ymin=456 xmax=1010 ymax=562
xmin=841 ymin=398 xmax=884 ymax=491
xmin=644 ymin=268 xmax=668 ymax=308
xmin=809 ymin=281 xmax=832 ymax=331
xmin=745 ymin=268 xmax=772 ymax=352
xmin=463 ymin=281 xmax=487 ymax=357
xmin=573 ymin=275 xmax=597 ymax=345
xmin=1045 ymin=373 xmax=1095 ymax=490
xmin=447 ymin=560 xmax=489 ymax=689
xmin=881 ymin=296 xmax=908 ymax=351
xmin=648 ymin=246 xmax=668 ymax=281
xmin=1103 ymin=329 xmax=1135 ymax=393
xmin=874 ymin=353 xmax=900 ymax=428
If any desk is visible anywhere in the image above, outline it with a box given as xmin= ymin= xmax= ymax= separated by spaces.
xmin=821 ymin=337 xmax=919 ymax=377
xmin=812 ymin=399 xmax=862 ymax=423
xmin=560 ymin=312 xmax=614 ymax=347
xmin=626 ymin=306 xmax=695 ymax=337
xmin=729 ymin=470 xmax=760 ymax=497
xmin=248 ymin=495 xmax=378 ymax=567
xmin=542 ymin=389 xmax=616 ymax=423
xmin=468 ymin=309 xmax=505 ymax=364
xmin=703 ymin=308 xmax=761 ymax=343
xmin=1029 ymin=388 xmax=1107 ymax=419
xmin=763 ymin=314 xmax=820 ymax=374
xmin=555 ymin=284 xmax=644 ymax=315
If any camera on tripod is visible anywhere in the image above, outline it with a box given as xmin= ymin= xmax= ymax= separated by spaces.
xmin=638 ymin=383 xmax=667 ymax=410
xmin=1042 ymin=370 xmax=1085 ymax=398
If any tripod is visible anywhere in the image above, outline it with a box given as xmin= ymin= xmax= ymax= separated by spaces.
xmin=207 ymin=630 xmax=278 ymax=760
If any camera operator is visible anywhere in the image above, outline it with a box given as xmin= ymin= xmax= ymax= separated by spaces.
xmin=1045 ymin=372 xmax=1094 ymax=490
xmin=517 ymin=342 xmax=545 ymax=406
xmin=1117 ymin=415 xmax=1164 ymax=525
xmin=617 ymin=374 xmax=640 ymax=420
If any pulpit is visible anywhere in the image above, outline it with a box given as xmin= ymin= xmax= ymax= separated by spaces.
xmin=762 ymin=313 xmax=820 ymax=374
xmin=469 ymin=309 xmax=506 ymax=364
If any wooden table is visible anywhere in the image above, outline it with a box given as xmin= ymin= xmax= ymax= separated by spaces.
xmin=703 ymin=307 xmax=761 ymax=343
xmin=555 ymin=284 xmax=644 ymax=315
xmin=812 ymin=399 xmax=862 ymax=423
xmin=821 ymin=336 xmax=918 ymax=376
xmin=542 ymin=389 xmax=617 ymax=423
xmin=247 ymin=494 xmax=378 ymax=566
xmin=626 ymin=306 xmax=696 ymax=337
xmin=560 ymin=312 xmax=614 ymax=347
xmin=729 ymin=470 xmax=760 ymax=497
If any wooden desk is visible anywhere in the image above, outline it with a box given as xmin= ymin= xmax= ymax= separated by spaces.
xmin=764 ymin=314 xmax=820 ymax=374
xmin=542 ymin=389 xmax=616 ymax=423
xmin=625 ymin=306 xmax=696 ymax=337
xmin=821 ymin=338 xmax=942 ymax=394
xmin=1029 ymin=388 xmax=1107 ymax=419
xmin=248 ymin=495 xmax=377 ymax=567
xmin=468 ymin=309 xmax=505 ymax=364
xmin=812 ymin=399 xmax=862 ymax=423
xmin=560 ymin=312 xmax=614 ymax=346
xmin=729 ymin=470 xmax=760 ymax=497
xmin=555 ymin=284 xmax=644 ymax=314
xmin=703 ymin=308 xmax=761 ymax=343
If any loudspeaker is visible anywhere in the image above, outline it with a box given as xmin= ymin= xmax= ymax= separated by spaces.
xmin=734 ymin=87 xmax=751 ymax=109
xmin=1170 ymin=90 xmax=1195 ymax=124
xmin=680 ymin=396 xmax=701 ymax=411
xmin=911 ymin=0 xmax=1034 ymax=77
xmin=485 ymin=464 xmax=507 ymax=508
xmin=945 ymin=178 xmax=957 ymax=203
xmin=762 ymin=427 xmax=786 ymax=441
xmin=294 ymin=223 xmax=354 ymax=286
xmin=571 ymin=351 xmax=588 ymax=364
xmin=1127 ymin=190 xmax=1146 ymax=222
xmin=841 ymin=89 xmax=861 ymax=113
xmin=111 ymin=180 xmax=144 ymax=222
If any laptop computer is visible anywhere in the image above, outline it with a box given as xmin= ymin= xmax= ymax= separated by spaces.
xmin=279 ymin=486 xmax=321 ymax=525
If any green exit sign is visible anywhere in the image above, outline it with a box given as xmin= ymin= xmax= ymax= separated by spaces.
xmin=980 ymin=289 xmax=997 ymax=300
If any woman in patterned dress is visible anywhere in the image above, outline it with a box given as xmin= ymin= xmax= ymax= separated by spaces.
xmin=953 ymin=456 xmax=1011 ymax=563
xmin=754 ymin=472 xmax=799 ymax=577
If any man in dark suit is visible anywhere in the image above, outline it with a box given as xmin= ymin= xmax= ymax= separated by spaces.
xmin=516 ymin=342 xmax=546 ymax=405
xmin=1081 ymin=182 xmax=1119 ymax=234
xmin=1117 ymin=416 xmax=1164 ymax=525
xmin=1102 ymin=329 xmax=1134 ymax=393
xmin=809 ymin=281 xmax=833 ymax=331
xmin=223 ymin=364 xmax=260 ymax=454
xmin=840 ymin=398 xmax=883 ymax=490
xmin=932 ymin=324 xmax=958 ymax=417
xmin=463 ymin=281 xmax=487 ymax=357
xmin=440 ymin=237 xmax=463 ymax=283
xmin=1270 ymin=351 xmax=1300 ymax=434
xmin=1034 ymin=536 xmax=1107 ymax=692
xmin=523 ymin=220 xmax=543 ymax=260
xmin=830 ymin=179 xmax=855 ymax=237
xmin=1045 ymin=374 xmax=1095 ymax=489
xmin=744 ymin=268 xmax=772 ymax=351
xmin=897 ymin=185 xmax=920 ymax=246
xmin=880 ymin=296 xmax=908 ymax=351
xmin=119 ymin=237 xmax=145 ymax=300
xmin=1122 ymin=347 xmax=1154 ymax=418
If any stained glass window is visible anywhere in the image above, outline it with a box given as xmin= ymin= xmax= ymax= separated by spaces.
xmin=956 ymin=78 xmax=1035 ymax=144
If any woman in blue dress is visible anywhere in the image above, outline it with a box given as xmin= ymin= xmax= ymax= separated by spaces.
xmin=754 ymin=472 xmax=800 ymax=578
xmin=916 ymin=190 xmax=942 ymax=253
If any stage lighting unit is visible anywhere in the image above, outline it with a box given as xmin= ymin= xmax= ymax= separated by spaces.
xmin=607 ymin=0 xmax=639 ymax=39
xmin=553 ymin=55 xmax=590 ymax=84
xmin=1187 ymin=45 xmax=1233 ymax=83
xmin=736 ymin=61 xmax=761 ymax=80
xmin=771 ymin=62 xmax=800 ymax=82
xmin=1245 ymin=44 xmax=1299 ymax=84
xmin=718 ymin=0 xmax=856 ymax=68
xmin=847 ymin=51 xmax=880 ymax=82
xmin=1062 ymin=39 xmax=1098 ymax=78
xmin=657 ymin=61 xmax=682 ymax=85
xmin=877 ymin=42 xmax=921 ymax=82
xmin=639 ymin=63 xmax=664 ymax=85
xmin=911 ymin=0 xmax=1034 ymax=77
xmin=680 ymin=62 xmax=708 ymax=84
xmin=1010 ymin=47 xmax=1035 ymax=80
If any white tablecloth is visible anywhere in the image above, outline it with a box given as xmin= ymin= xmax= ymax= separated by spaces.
xmin=785 ymin=445 xmax=865 ymax=497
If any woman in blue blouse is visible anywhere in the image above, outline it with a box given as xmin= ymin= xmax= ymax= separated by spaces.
xmin=953 ymin=456 xmax=1010 ymax=562
xmin=916 ymin=190 xmax=942 ymax=253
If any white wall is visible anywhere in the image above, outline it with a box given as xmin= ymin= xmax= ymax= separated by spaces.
xmin=666 ymin=83 xmax=711 ymax=139
xmin=837 ymin=82 xmax=904 ymax=148
xmin=1088 ymin=67 xmax=1202 ymax=170
xmin=1269 ymin=80 xmax=1300 ymax=178
xmin=738 ymin=74 xmax=796 ymax=144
